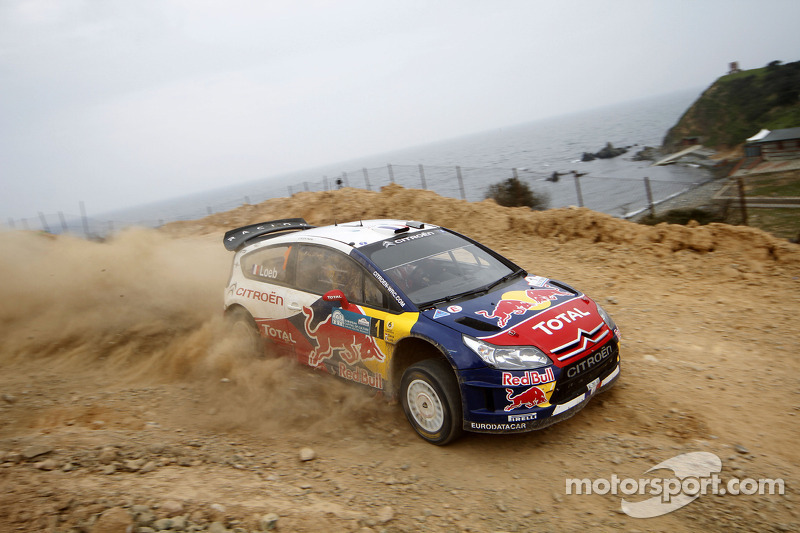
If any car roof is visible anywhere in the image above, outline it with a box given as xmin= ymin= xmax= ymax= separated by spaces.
xmin=232 ymin=219 xmax=442 ymax=254
xmin=297 ymin=220 xmax=440 ymax=248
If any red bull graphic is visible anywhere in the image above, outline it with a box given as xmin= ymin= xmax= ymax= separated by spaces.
xmin=504 ymin=385 xmax=549 ymax=411
xmin=475 ymin=286 xmax=571 ymax=328
xmin=477 ymin=297 xmax=613 ymax=370
xmin=302 ymin=305 xmax=386 ymax=368
xmin=338 ymin=362 xmax=383 ymax=389
xmin=501 ymin=367 xmax=555 ymax=387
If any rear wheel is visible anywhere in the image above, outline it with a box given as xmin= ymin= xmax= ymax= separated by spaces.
xmin=225 ymin=307 xmax=264 ymax=357
xmin=400 ymin=358 xmax=463 ymax=445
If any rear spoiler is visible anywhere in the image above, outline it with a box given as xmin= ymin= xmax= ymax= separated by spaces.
xmin=223 ymin=218 xmax=314 ymax=251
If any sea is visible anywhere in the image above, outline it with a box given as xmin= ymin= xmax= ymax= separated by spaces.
xmin=46 ymin=87 xmax=714 ymax=235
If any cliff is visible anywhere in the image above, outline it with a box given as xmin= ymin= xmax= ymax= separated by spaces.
xmin=662 ymin=60 xmax=800 ymax=151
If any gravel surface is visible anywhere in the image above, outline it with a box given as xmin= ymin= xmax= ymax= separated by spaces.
xmin=1 ymin=185 xmax=798 ymax=532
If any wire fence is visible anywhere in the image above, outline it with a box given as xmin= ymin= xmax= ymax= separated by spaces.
xmin=4 ymin=163 xmax=714 ymax=239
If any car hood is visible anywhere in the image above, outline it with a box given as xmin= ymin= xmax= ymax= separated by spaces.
xmin=421 ymin=276 xmax=612 ymax=368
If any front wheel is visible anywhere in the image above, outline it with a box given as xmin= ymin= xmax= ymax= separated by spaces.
xmin=400 ymin=359 xmax=463 ymax=445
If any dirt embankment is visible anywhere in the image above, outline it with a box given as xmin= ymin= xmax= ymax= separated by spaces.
xmin=1 ymin=185 xmax=798 ymax=532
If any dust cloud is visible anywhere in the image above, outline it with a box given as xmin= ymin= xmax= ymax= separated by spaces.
xmin=0 ymin=228 xmax=390 ymax=437
xmin=0 ymin=228 xmax=226 ymax=369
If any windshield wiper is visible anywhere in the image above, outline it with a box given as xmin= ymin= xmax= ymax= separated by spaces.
xmin=418 ymin=290 xmax=475 ymax=309
xmin=482 ymin=268 xmax=525 ymax=294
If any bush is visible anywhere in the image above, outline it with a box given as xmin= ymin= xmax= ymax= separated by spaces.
xmin=485 ymin=177 xmax=549 ymax=210
xmin=639 ymin=207 xmax=726 ymax=226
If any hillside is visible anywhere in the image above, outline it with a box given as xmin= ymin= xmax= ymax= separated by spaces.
xmin=1 ymin=186 xmax=799 ymax=531
xmin=663 ymin=60 xmax=800 ymax=151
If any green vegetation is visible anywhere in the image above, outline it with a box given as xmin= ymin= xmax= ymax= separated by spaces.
xmin=639 ymin=207 xmax=727 ymax=226
xmin=744 ymin=174 xmax=800 ymax=240
xmin=749 ymin=178 xmax=800 ymax=197
xmin=747 ymin=209 xmax=800 ymax=241
xmin=639 ymin=203 xmax=800 ymax=241
xmin=638 ymin=173 xmax=800 ymax=241
xmin=663 ymin=60 xmax=800 ymax=150
xmin=720 ymin=66 xmax=767 ymax=83
xmin=485 ymin=177 xmax=549 ymax=210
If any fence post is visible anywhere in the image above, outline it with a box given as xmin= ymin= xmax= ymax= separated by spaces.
xmin=387 ymin=164 xmax=395 ymax=183
xmin=643 ymin=177 xmax=656 ymax=218
xmin=341 ymin=172 xmax=349 ymax=187
xmin=323 ymin=176 xmax=328 ymax=192
xmin=79 ymin=201 xmax=90 ymax=238
xmin=38 ymin=212 xmax=51 ymax=233
xmin=456 ymin=166 xmax=466 ymax=200
xmin=736 ymin=177 xmax=748 ymax=225
xmin=419 ymin=164 xmax=427 ymax=190
xmin=572 ymin=173 xmax=584 ymax=208
xmin=362 ymin=168 xmax=371 ymax=191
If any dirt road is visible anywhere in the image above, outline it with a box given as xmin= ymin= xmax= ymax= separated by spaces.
xmin=1 ymin=185 xmax=798 ymax=532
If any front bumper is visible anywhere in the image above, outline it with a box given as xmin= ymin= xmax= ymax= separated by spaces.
xmin=461 ymin=342 xmax=620 ymax=434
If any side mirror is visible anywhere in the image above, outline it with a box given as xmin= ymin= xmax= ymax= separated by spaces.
xmin=323 ymin=289 xmax=349 ymax=308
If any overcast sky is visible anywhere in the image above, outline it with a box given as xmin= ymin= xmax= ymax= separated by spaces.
xmin=2 ymin=0 xmax=799 ymax=220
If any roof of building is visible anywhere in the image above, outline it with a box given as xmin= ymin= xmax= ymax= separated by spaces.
xmin=746 ymin=129 xmax=771 ymax=142
xmin=749 ymin=127 xmax=800 ymax=144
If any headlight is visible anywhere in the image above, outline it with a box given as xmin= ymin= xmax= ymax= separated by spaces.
xmin=463 ymin=335 xmax=552 ymax=370
xmin=595 ymin=303 xmax=618 ymax=331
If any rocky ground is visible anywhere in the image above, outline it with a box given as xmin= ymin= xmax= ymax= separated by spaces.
xmin=1 ymin=185 xmax=798 ymax=532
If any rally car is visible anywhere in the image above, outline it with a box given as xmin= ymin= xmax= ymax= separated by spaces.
xmin=223 ymin=218 xmax=620 ymax=445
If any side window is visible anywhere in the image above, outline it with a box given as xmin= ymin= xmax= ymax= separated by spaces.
xmin=363 ymin=275 xmax=385 ymax=308
xmin=241 ymin=245 xmax=293 ymax=284
xmin=295 ymin=245 xmax=392 ymax=309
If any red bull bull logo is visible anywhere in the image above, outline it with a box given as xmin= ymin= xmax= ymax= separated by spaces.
xmin=303 ymin=306 xmax=386 ymax=368
xmin=476 ymin=286 xmax=571 ymax=328
xmin=504 ymin=385 xmax=549 ymax=411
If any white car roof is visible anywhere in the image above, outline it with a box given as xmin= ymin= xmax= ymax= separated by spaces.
xmin=292 ymin=220 xmax=439 ymax=248
xmin=238 ymin=219 xmax=441 ymax=253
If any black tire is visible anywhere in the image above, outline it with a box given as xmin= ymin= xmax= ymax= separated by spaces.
xmin=400 ymin=358 xmax=463 ymax=445
xmin=225 ymin=306 xmax=264 ymax=357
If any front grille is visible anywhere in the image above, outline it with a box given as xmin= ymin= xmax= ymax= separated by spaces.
xmin=550 ymin=342 xmax=618 ymax=405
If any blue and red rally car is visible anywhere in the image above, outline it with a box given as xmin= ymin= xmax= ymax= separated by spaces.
xmin=223 ymin=219 xmax=620 ymax=444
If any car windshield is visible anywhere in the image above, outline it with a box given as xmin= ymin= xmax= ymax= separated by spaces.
xmin=363 ymin=229 xmax=515 ymax=306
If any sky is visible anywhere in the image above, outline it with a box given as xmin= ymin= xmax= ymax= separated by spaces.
xmin=2 ymin=0 xmax=799 ymax=221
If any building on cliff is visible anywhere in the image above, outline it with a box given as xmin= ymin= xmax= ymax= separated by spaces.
xmin=745 ymin=127 xmax=800 ymax=160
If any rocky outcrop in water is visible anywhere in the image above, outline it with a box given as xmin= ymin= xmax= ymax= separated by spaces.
xmin=581 ymin=142 xmax=629 ymax=161
xmin=632 ymin=146 xmax=660 ymax=161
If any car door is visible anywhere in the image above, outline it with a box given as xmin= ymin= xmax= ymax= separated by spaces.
xmin=236 ymin=243 xmax=297 ymax=347
xmin=285 ymin=244 xmax=396 ymax=390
